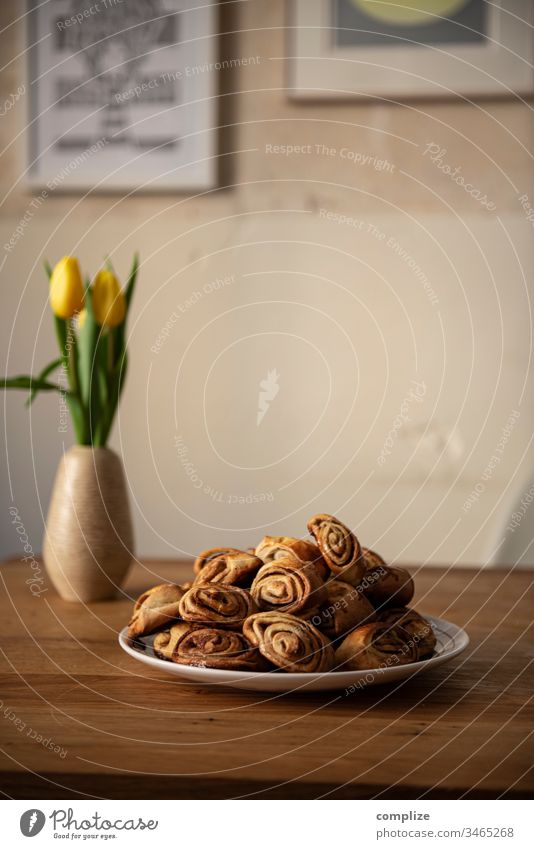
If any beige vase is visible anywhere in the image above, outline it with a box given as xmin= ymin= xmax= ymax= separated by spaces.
xmin=43 ymin=446 xmax=134 ymax=602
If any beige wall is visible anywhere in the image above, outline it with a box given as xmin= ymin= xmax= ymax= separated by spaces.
xmin=1 ymin=0 xmax=533 ymax=566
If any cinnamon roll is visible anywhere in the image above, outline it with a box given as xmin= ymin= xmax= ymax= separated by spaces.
xmin=375 ymin=607 xmax=436 ymax=658
xmin=314 ymin=580 xmax=375 ymax=639
xmin=362 ymin=546 xmax=387 ymax=576
xmin=255 ymin=535 xmax=328 ymax=580
xmin=128 ymin=583 xmax=185 ymax=639
xmin=243 ymin=611 xmax=334 ymax=673
xmin=250 ymin=557 xmax=326 ymax=616
xmin=364 ymin=566 xmax=415 ymax=608
xmin=335 ymin=622 xmax=418 ymax=671
xmin=307 ymin=514 xmax=366 ymax=586
xmin=173 ymin=628 xmax=268 ymax=671
xmin=193 ymin=547 xmax=243 ymax=575
xmin=153 ymin=622 xmax=200 ymax=660
xmin=193 ymin=551 xmax=262 ymax=587
xmin=179 ymin=583 xmax=258 ymax=630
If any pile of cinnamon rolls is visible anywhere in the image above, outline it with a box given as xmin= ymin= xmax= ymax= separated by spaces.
xmin=127 ymin=513 xmax=436 ymax=675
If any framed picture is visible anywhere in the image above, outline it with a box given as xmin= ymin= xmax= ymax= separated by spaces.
xmin=26 ymin=0 xmax=217 ymax=191
xmin=290 ymin=0 xmax=534 ymax=99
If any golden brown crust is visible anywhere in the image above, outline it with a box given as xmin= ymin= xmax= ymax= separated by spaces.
xmin=307 ymin=514 xmax=366 ymax=586
xmin=243 ymin=611 xmax=334 ymax=673
xmin=193 ymin=547 xmax=243 ymax=575
xmin=375 ymin=607 xmax=436 ymax=658
xmin=362 ymin=547 xmax=387 ymax=571
xmin=251 ymin=557 xmax=326 ymax=617
xmin=313 ymin=580 xmax=375 ymax=639
xmin=255 ymin=535 xmax=329 ymax=580
xmin=364 ymin=566 xmax=415 ymax=608
xmin=172 ymin=628 xmax=269 ymax=671
xmin=153 ymin=622 xmax=201 ymax=659
xmin=179 ymin=583 xmax=258 ymax=630
xmin=193 ymin=551 xmax=262 ymax=587
xmin=335 ymin=622 xmax=418 ymax=671
xmin=128 ymin=584 xmax=185 ymax=638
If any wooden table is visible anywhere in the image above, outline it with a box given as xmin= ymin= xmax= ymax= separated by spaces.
xmin=0 ymin=559 xmax=532 ymax=799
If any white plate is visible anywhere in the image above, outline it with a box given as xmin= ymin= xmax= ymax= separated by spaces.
xmin=118 ymin=616 xmax=469 ymax=693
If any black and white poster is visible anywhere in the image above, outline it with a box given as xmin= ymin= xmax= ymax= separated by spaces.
xmin=27 ymin=0 xmax=217 ymax=191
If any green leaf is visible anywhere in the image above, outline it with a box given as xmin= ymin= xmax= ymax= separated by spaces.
xmin=125 ymin=252 xmax=139 ymax=310
xmin=53 ymin=309 xmax=89 ymax=444
xmin=113 ymin=252 xmax=138 ymax=373
xmin=77 ymin=285 xmax=105 ymax=443
xmin=26 ymin=357 xmax=62 ymax=407
xmin=68 ymin=319 xmax=81 ymax=397
xmin=117 ymin=349 xmax=128 ymax=400
xmin=44 ymin=259 xmax=52 ymax=279
xmin=1 ymin=375 xmax=63 ymax=392
xmin=53 ymin=314 xmax=68 ymax=361
xmin=78 ymin=253 xmax=138 ymax=447
xmin=66 ymin=393 xmax=89 ymax=445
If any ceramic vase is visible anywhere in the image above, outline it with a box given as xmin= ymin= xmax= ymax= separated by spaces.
xmin=43 ymin=446 xmax=134 ymax=601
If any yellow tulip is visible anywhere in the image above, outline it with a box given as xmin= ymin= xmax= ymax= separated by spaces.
xmin=92 ymin=269 xmax=126 ymax=327
xmin=49 ymin=256 xmax=84 ymax=319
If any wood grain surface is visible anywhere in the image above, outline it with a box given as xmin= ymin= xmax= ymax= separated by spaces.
xmin=0 ymin=559 xmax=532 ymax=799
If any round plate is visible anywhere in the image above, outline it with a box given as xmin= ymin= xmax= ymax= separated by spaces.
xmin=118 ymin=616 xmax=469 ymax=693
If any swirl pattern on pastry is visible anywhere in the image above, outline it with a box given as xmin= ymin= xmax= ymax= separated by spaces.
xmin=193 ymin=547 xmax=245 ymax=575
xmin=255 ymin=535 xmax=329 ymax=580
xmin=173 ymin=628 xmax=268 ymax=670
xmin=179 ymin=582 xmax=258 ymax=629
xmin=153 ymin=622 xmax=200 ymax=660
xmin=128 ymin=583 xmax=185 ymax=638
xmin=375 ymin=607 xmax=436 ymax=658
xmin=250 ymin=557 xmax=326 ymax=616
xmin=193 ymin=551 xmax=262 ymax=587
xmin=307 ymin=514 xmax=365 ymax=586
xmin=243 ymin=611 xmax=334 ymax=673
xmin=335 ymin=622 xmax=418 ymax=671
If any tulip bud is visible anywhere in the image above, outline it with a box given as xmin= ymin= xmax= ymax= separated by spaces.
xmin=92 ymin=269 xmax=126 ymax=327
xmin=77 ymin=308 xmax=87 ymax=329
xmin=49 ymin=257 xmax=84 ymax=319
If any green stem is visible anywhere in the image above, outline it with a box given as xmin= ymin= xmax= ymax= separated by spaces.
xmin=53 ymin=315 xmax=88 ymax=444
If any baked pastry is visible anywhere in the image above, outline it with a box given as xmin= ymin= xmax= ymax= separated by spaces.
xmin=255 ymin=535 xmax=328 ymax=580
xmin=314 ymin=580 xmax=375 ymax=639
xmin=153 ymin=622 xmax=200 ymax=659
xmin=375 ymin=607 xmax=436 ymax=658
xmin=127 ymin=511 xmax=439 ymax=676
xmin=179 ymin=583 xmax=258 ymax=630
xmin=364 ymin=565 xmax=415 ymax=609
xmin=193 ymin=551 xmax=262 ymax=587
xmin=335 ymin=622 xmax=418 ymax=671
xmin=243 ymin=611 xmax=334 ymax=673
xmin=251 ymin=557 xmax=326 ymax=616
xmin=361 ymin=546 xmax=387 ymax=578
xmin=307 ymin=514 xmax=366 ymax=586
xmin=193 ymin=547 xmax=243 ymax=575
xmin=173 ymin=628 xmax=268 ymax=671
xmin=128 ymin=583 xmax=185 ymax=638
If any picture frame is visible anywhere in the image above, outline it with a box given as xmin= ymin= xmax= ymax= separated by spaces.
xmin=290 ymin=0 xmax=534 ymax=100
xmin=26 ymin=0 xmax=218 ymax=192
